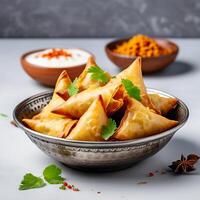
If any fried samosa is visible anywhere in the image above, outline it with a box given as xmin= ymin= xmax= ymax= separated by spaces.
xmin=67 ymin=96 xmax=107 ymax=141
xmin=76 ymin=56 xmax=111 ymax=91
xmin=52 ymin=83 xmax=121 ymax=118
xmin=109 ymin=57 xmax=157 ymax=112
xmin=148 ymin=93 xmax=178 ymax=115
xmin=114 ymin=97 xmax=178 ymax=140
xmin=33 ymin=70 xmax=72 ymax=119
xmin=23 ymin=118 xmax=77 ymax=138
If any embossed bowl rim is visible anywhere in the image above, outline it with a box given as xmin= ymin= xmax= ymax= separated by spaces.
xmin=13 ymin=89 xmax=189 ymax=148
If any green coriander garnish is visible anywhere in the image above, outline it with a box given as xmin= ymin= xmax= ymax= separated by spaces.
xmin=59 ymin=185 xmax=66 ymax=190
xmin=101 ymin=118 xmax=117 ymax=140
xmin=0 ymin=113 xmax=8 ymax=118
xmin=121 ymin=79 xmax=141 ymax=101
xmin=43 ymin=164 xmax=65 ymax=184
xmin=88 ymin=66 xmax=109 ymax=84
xmin=67 ymin=78 xmax=79 ymax=96
xmin=19 ymin=173 xmax=46 ymax=190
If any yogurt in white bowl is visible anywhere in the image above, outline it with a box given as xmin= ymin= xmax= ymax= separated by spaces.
xmin=26 ymin=48 xmax=91 ymax=68
xmin=21 ymin=48 xmax=93 ymax=86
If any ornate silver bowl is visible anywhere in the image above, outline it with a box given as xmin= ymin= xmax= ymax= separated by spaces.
xmin=13 ymin=89 xmax=189 ymax=172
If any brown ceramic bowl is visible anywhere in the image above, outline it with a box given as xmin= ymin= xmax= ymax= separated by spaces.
xmin=21 ymin=48 xmax=92 ymax=87
xmin=105 ymin=38 xmax=179 ymax=73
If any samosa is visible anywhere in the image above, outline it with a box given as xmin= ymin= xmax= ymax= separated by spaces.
xmin=33 ymin=70 xmax=71 ymax=119
xmin=109 ymin=58 xmax=157 ymax=112
xmin=114 ymin=97 xmax=178 ymax=140
xmin=52 ymin=83 xmax=121 ymax=118
xmin=148 ymin=93 xmax=178 ymax=115
xmin=67 ymin=96 xmax=107 ymax=141
xmin=23 ymin=118 xmax=77 ymax=138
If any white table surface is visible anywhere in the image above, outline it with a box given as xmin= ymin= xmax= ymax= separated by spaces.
xmin=0 ymin=38 xmax=200 ymax=200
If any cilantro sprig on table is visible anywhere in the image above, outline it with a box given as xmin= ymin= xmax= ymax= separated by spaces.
xmin=121 ymin=79 xmax=141 ymax=101
xmin=19 ymin=173 xmax=46 ymax=190
xmin=88 ymin=66 xmax=109 ymax=84
xmin=0 ymin=113 xmax=8 ymax=118
xmin=19 ymin=164 xmax=65 ymax=191
xmin=101 ymin=118 xmax=117 ymax=140
xmin=43 ymin=164 xmax=65 ymax=184
xmin=67 ymin=78 xmax=79 ymax=96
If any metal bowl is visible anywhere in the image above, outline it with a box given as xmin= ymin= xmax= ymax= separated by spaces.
xmin=13 ymin=89 xmax=189 ymax=172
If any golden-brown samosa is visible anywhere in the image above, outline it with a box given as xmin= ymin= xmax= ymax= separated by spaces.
xmin=54 ymin=70 xmax=72 ymax=95
xmin=52 ymin=83 xmax=121 ymax=118
xmin=108 ymin=58 xmax=157 ymax=112
xmin=33 ymin=70 xmax=72 ymax=119
xmin=67 ymin=96 xmax=107 ymax=141
xmin=23 ymin=118 xmax=77 ymax=138
xmin=114 ymin=97 xmax=178 ymax=140
xmin=148 ymin=93 xmax=178 ymax=115
xmin=76 ymin=56 xmax=111 ymax=91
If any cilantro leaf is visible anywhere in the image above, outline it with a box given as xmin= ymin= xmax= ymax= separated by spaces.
xmin=19 ymin=173 xmax=46 ymax=190
xmin=0 ymin=113 xmax=8 ymax=118
xmin=121 ymin=79 xmax=141 ymax=101
xmin=43 ymin=164 xmax=64 ymax=184
xmin=59 ymin=185 xmax=66 ymax=190
xmin=88 ymin=66 xmax=109 ymax=84
xmin=67 ymin=78 xmax=79 ymax=96
xmin=101 ymin=118 xmax=117 ymax=140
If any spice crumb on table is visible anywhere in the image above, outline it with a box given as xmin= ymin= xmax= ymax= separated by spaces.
xmin=148 ymin=172 xmax=155 ymax=177
xmin=137 ymin=181 xmax=148 ymax=185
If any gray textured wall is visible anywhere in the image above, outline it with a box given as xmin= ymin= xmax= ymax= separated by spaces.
xmin=0 ymin=0 xmax=200 ymax=38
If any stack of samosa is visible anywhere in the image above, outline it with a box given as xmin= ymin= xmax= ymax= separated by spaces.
xmin=23 ymin=57 xmax=178 ymax=141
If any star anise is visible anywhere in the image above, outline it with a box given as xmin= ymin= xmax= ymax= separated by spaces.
xmin=169 ymin=154 xmax=200 ymax=174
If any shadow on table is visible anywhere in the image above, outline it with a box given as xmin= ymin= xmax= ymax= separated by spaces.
xmin=145 ymin=61 xmax=196 ymax=77
xmin=32 ymin=80 xmax=53 ymax=89
xmin=60 ymin=137 xmax=200 ymax=187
